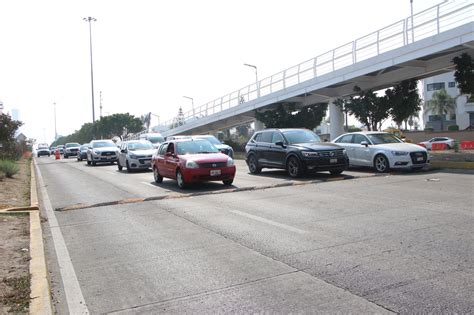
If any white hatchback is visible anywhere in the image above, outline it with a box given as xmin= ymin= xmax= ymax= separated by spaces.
xmin=332 ymin=132 xmax=430 ymax=173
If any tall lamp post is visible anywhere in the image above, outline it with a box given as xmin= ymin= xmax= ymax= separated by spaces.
xmin=244 ymin=63 xmax=259 ymax=97
xmin=83 ymin=16 xmax=97 ymax=122
xmin=183 ymin=96 xmax=195 ymax=117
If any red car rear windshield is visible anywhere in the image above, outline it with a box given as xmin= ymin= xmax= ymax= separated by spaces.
xmin=176 ymin=140 xmax=219 ymax=155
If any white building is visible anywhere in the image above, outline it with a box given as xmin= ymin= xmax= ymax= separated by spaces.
xmin=422 ymin=72 xmax=473 ymax=131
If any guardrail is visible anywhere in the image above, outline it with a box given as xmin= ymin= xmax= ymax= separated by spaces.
xmin=158 ymin=0 xmax=472 ymax=131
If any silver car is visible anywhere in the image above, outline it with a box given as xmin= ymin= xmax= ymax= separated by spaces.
xmin=117 ymin=140 xmax=155 ymax=172
xmin=86 ymin=140 xmax=119 ymax=166
xmin=419 ymin=137 xmax=455 ymax=150
xmin=332 ymin=131 xmax=430 ymax=173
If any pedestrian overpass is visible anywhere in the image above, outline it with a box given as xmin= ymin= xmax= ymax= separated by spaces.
xmin=154 ymin=1 xmax=473 ymax=139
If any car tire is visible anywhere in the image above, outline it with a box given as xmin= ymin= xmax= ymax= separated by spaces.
xmin=87 ymin=158 xmax=91 ymax=165
xmin=223 ymin=179 xmax=233 ymax=186
xmin=374 ymin=154 xmax=389 ymax=173
xmin=126 ymin=161 xmax=132 ymax=173
xmin=117 ymin=162 xmax=123 ymax=171
xmin=92 ymin=161 xmax=96 ymax=166
xmin=330 ymin=169 xmax=344 ymax=175
xmin=153 ymin=167 xmax=163 ymax=183
xmin=287 ymin=156 xmax=303 ymax=178
xmin=64 ymin=154 xmax=68 ymax=159
xmin=176 ymin=169 xmax=186 ymax=189
xmin=247 ymin=154 xmax=261 ymax=174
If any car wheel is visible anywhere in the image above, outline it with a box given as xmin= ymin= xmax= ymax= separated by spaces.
xmin=117 ymin=161 xmax=123 ymax=171
xmin=87 ymin=158 xmax=91 ymax=165
xmin=374 ymin=154 xmax=389 ymax=173
xmin=64 ymin=154 xmax=68 ymax=159
xmin=330 ymin=169 xmax=344 ymax=175
xmin=176 ymin=170 xmax=186 ymax=189
xmin=287 ymin=156 xmax=302 ymax=178
xmin=247 ymin=154 xmax=261 ymax=174
xmin=126 ymin=160 xmax=132 ymax=173
xmin=92 ymin=160 xmax=96 ymax=166
xmin=223 ymin=179 xmax=233 ymax=186
xmin=153 ymin=167 xmax=163 ymax=183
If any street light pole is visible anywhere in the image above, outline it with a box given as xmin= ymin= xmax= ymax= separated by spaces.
xmin=244 ymin=63 xmax=259 ymax=97
xmin=83 ymin=16 xmax=97 ymax=122
xmin=53 ymin=102 xmax=57 ymax=140
xmin=183 ymin=96 xmax=195 ymax=117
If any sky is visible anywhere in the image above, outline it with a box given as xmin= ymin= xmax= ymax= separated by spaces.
xmin=0 ymin=0 xmax=442 ymax=143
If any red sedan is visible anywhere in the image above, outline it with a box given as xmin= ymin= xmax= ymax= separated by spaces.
xmin=151 ymin=139 xmax=236 ymax=189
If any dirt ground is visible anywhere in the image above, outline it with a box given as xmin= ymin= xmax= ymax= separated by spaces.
xmin=0 ymin=159 xmax=31 ymax=314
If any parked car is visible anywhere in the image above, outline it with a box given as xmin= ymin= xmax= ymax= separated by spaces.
xmin=118 ymin=140 xmax=155 ymax=172
xmin=63 ymin=142 xmax=81 ymax=158
xmin=151 ymin=138 xmax=236 ymax=188
xmin=332 ymin=131 xmax=430 ymax=172
xmin=76 ymin=143 xmax=90 ymax=161
xmin=37 ymin=144 xmax=50 ymax=157
xmin=86 ymin=140 xmax=119 ymax=166
xmin=192 ymin=135 xmax=234 ymax=158
xmin=245 ymin=128 xmax=348 ymax=178
xmin=419 ymin=137 xmax=455 ymax=150
xmin=139 ymin=133 xmax=165 ymax=148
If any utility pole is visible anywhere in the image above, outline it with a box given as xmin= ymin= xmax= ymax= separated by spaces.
xmin=83 ymin=16 xmax=97 ymax=122
xmin=99 ymin=91 xmax=103 ymax=118
xmin=53 ymin=102 xmax=57 ymax=140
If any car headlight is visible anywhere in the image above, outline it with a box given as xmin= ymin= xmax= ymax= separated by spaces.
xmin=227 ymin=158 xmax=234 ymax=167
xmin=342 ymin=149 xmax=346 ymax=155
xmin=302 ymin=151 xmax=319 ymax=157
xmin=92 ymin=150 xmax=100 ymax=155
xmin=129 ymin=153 xmax=137 ymax=159
xmin=391 ymin=151 xmax=409 ymax=156
xmin=185 ymin=160 xmax=199 ymax=169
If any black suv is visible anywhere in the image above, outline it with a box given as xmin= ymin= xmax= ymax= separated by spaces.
xmin=245 ymin=128 xmax=348 ymax=177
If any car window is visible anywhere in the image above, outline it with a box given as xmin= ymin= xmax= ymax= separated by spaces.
xmin=128 ymin=141 xmax=153 ymax=150
xmin=336 ymin=135 xmax=353 ymax=143
xmin=366 ymin=133 xmax=402 ymax=144
xmin=252 ymin=133 xmax=262 ymax=142
xmin=282 ymin=129 xmax=321 ymax=144
xmin=166 ymin=143 xmax=175 ymax=155
xmin=194 ymin=136 xmax=221 ymax=145
xmin=158 ymin=143 xmax=168 ymax=156
xmin=353 ymin=134 xmax=368 ymax=144
xmin=176 ymin=140 xmax=219 ymax=155
xmin=259 ymin=132 xmax=273 ymax=143
xmin=271 ymin=132 xmax=284 ymax=144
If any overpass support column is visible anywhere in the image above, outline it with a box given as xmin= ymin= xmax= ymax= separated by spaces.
xmin=329 ymin=98 xmax=344 ymax=141
xmin=254 ymin=120 xmax=265 ymax=132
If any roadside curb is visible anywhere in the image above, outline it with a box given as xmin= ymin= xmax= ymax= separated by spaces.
xmin=430 ymin=161 xmax=474 ymax=169
xmin=29 ymin=159 xmax=53 ymax=315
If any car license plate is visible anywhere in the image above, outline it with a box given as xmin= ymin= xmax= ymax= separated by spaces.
xmin=417 ymin=157 xmax=424 ymax=161
xmin=210 ymin=169 xmax=221 ymax=176
xmin=330 ymin=158 xmax=338 ymax=163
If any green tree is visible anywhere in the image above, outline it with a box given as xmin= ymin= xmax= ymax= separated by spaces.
xmin=387 ymin=79 xmax=421 ymax=128
xmin=255 ymin=102 xmax=327 ymax=130
xmin=0 ymin=114 xmax=24 ymax=159
xmin=453 ymin=53 xmax=474 ymax=96
xmin=425 ymin=89 xmax=455 ymax=131
xmin=343 ymin=87 xmax=391 ymax=131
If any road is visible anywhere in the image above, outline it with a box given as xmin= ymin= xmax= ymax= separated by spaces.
xmin=35 ymin=157 xmax=474 ymax=314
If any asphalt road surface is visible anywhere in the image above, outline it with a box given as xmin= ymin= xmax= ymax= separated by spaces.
xmin=35 ymin=156 xmax=473 ymax=314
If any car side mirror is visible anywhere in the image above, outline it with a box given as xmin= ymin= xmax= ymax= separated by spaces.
xmin=275 ymin=141 xmax=285 ymax=147
xmin=121 ymin=149 xmax=127 ymax=153
xmin=360 ymin=141 xmax=369 ymax=147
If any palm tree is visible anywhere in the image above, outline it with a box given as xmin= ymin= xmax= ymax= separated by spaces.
xmin=425 ymin=89 xmax=455 ymax=131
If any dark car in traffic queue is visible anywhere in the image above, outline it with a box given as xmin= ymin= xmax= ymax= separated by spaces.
xmin=151 ymin=138 xmax=236 ymax=189
xmin=77 ymin=143 xmax=90 ymax=161
xmin=245 ymin=128 xmax=348 ymax=178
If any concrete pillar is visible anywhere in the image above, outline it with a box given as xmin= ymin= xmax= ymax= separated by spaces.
xmin=329 ymin=98 xmax=345 ymax=140
xmin=254 ymin=120 xmax=265 ymax=132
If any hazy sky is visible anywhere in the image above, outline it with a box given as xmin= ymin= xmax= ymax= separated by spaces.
xmin=0 ymin=0 xmax=441 ymax=143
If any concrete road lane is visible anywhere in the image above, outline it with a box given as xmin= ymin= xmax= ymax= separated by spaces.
xmin=37 ymin=156 xmax=472 ymax=313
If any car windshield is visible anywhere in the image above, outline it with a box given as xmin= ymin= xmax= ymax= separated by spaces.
xmin=128 ymin=142 xmax=153 ymax=150
xmin=367 ymin=133 xmax=402 ymax=144
xmin=176 ymin=140 xmax=219 ymax=155
xmin=80 ymin=145 xmax=88 ymax=150
xmin=66 ymin=143 xmax=80 ymax=147
xmin=38 ymin=146 xmax=48 ymax=149
xmin=282 ymin=130 xmax=321 ymax=144
xmin=147 ymin=136 xmax=165 ymax=143
xmin=195 ymin=136 xmax=220 ymax=145
xmin=92 ymin=141 xmax=116 ymax=148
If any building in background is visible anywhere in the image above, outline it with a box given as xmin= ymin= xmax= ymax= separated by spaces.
xmin=0 ymin=101 xmax=3 ymax=115
xmin=422 ymin=72 xmax=473 ymax=131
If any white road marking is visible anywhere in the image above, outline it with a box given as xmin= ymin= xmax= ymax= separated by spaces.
xmin=35 ymin=163 xmax=90 ymax=314
xmin=230 ymin=210 xmax=307 ymax=234
xmin=141 ymin=181 xmax=156 ymax=187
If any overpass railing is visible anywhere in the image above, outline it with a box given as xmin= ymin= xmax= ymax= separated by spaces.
xmin=160 ymin=0 xmax=473 ymax=131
